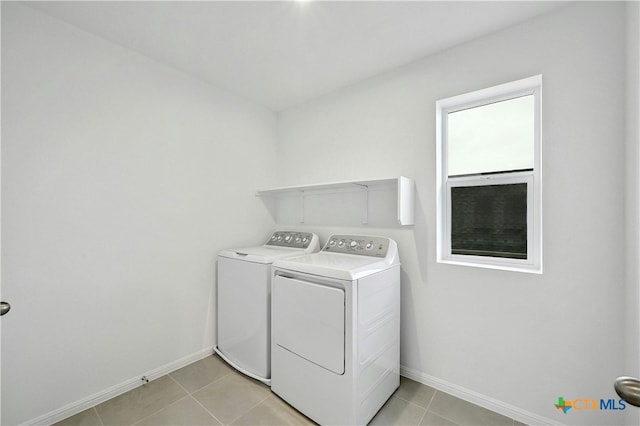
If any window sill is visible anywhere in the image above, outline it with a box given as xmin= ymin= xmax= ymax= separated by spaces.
xmin=437 ymin=257 xmax=542 ymax=274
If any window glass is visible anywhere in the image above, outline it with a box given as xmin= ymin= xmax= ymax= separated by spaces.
xmin=451 ymin=183 xmax=527 ymax=259
xmin=447 ymin=95 xmax=534 ymax=176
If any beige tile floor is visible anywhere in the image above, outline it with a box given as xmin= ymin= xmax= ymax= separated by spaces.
xmin=55 ymin=354 xmax=526 ymax=426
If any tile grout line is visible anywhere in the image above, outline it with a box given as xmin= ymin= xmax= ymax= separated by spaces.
xmin=225 ymin=389 xmax=273 ymax=425
xmin=167 ymin=361 xmax=233 ymax=395
xmin=415 ymin=390 xmax=438 ymax=426
xmin=92 ymin=407 xmax=105 ymax=426
xmin=167 ymin=373 xmax=225 ymax=425
xmin=123 ymin=376 xmax=190 ymax=426
xmin=391 ymin=389 xmax=436 ymax=412
xmin=424 ymin=388 xmax=437 ymax=412
xmin=426 ymin=390 xmax=462 ymax=425
xmin=88 ymin=373 xmax=192 ymax=426
xmin=415 ymin=405 xmax=429 ymax=426
xmin=187 ymin=395 xmax=225 ymax=426
xmin=422 ymin=389 xmax=518 ymax=426
xmin=166 ymin=373 xmax=190 ymax=395
xmin=271 ymin=394 xmax=317 ymax=425
xmin=130 ymin=394 xmax=191 ymax=426
xmin=389 ymin=395 xmax=429 ymax=417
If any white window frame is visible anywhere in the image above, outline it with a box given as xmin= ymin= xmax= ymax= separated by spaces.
xmin=436 ymin=75 xmax=542 ymax=274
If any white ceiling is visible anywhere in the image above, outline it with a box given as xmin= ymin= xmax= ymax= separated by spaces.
xmin=27 ymin=1 xmax=568 ymax=111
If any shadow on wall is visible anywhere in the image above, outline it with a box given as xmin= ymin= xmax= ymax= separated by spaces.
xmin=400 ymin=268 xmax=423 ymax=371
xmin=412 ymin=188 xmax=430 ymax=283
xmin=207 ymin=260 xmax=218 ymax=348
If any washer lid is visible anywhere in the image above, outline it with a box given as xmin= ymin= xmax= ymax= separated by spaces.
xmin=273 ymin=251 xmax=397 ymax=280
xmin=273 ymin=234 xmax=399 ymax=280
xmin=219 ymin=246 xmax=318 ymax=264
xmin=218 ymin=231 xmax=320 ymax=264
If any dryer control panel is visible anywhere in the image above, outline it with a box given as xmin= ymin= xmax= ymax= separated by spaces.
xmin=266 ymin=231 xmax=315 ymax=249
xmin=323 ymin=235 xmax=390 ymax=258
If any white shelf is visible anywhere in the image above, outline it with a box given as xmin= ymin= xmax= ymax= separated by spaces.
xmin=257 ymin=176 xmax=415 ymax=226
xmin=256 ymin=177 xmax=396 ymax=195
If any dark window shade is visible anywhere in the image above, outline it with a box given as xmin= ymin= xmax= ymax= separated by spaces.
xmin=451 ymin=183 xmax=527 ymax=259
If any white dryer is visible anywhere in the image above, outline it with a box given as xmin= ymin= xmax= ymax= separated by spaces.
xmin=271 ymin=235 xmax=400 ymax=425
xmin=215 ymin=231 xmax=319 ymax=385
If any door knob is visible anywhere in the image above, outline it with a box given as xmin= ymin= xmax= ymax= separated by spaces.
xmin=614 ymin=376 xmax=640 ymax=407
xmin=0 ymin=301 xmax=10 ymax=316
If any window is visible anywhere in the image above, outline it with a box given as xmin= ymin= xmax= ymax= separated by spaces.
xmin=436 ymin=76 xmax=542 ymax=273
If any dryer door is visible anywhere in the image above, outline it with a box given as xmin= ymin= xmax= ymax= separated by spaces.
xmin=273 ymin=276 xmax=345 ymax=374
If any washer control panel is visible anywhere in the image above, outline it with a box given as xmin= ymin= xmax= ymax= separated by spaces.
xmin=266 ymin=231 xmax=315 ymax=249
xmin=323 ymin=235 xmax=390 ymax=257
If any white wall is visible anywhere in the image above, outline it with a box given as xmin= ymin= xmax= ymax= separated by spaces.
xmin=1 ymin=4 xmax=276 ymax=425
xmin=625 ymin=0 xmax=640 ymax=396
xmin=278 ymin=3 xmax=631 ymax=425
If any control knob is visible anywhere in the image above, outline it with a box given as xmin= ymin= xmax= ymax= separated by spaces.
xmin=365 ymin=242 xmax=373 ymax=250
xmin=338 ymin=240 xmax=346 ymax=248
xmin=349 ymin=240 xmax=358 ymax=249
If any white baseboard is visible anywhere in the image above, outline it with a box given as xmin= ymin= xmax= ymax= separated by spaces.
xmin=400 ymin=364 xmax=564 ymax=426
xmin=24 ymin=346 xmax=214 ymax=426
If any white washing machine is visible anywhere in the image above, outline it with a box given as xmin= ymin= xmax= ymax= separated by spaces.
xmin=215 ymin=231 xmax=319 ymax=385
xmin=271 ymin=235 xmax=400 ymax=425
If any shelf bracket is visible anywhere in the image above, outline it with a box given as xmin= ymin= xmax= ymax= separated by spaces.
xmin=354 ymin=183 xmax=369 ymax=225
